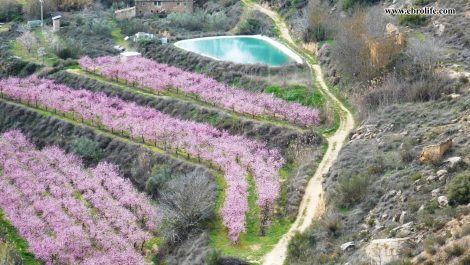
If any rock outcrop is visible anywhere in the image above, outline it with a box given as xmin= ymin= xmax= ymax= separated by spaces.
xmin=419 ymin=139 xmax=452 ymax=163
xmin=365 ymin=238 xmax=414 ymax=265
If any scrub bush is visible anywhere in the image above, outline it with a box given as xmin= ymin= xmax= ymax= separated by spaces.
xmin=448 ymin=172 xmax=470 ymax=204
xmin=70 ymin=136 xmax=103 ymax=164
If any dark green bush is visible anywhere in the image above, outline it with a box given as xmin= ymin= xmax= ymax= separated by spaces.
xmin=0 ymin=0 xmax=21 ymax=22
xmin=74 ymin=15 xmax=85 ymax=26
xmin=204 ymin=249 xmax=221 ymax=265
xmin=291 ymin=0 xmax=308 ymax=8
xmin=398 ymin=14 xmax=427 ymax=26
xmin=448 ymin=172 xmax=470 ymax=204
xmin=237 ymin=18 xmax=263 ymax=35
xmin=413 ymin=0 xmax=434 ymax=6
xmin=17 ymin=62 xmax=41 ymax=77
xmin=56 ymin=47 xmax=74 ymax=60
xmin=305 ymin=24 xmax=327 ymax=42
xmin=70 ymin=136 xmax=103 ymax=164
xmin=235 ymin=10 xmax=275 ymax=36
xmin=342 ymin=0 xmax=380 ymax=10
xmin=145 ymin=166 xmax=173 ymax=195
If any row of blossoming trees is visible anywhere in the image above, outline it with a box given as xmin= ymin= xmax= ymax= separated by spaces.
xmin=0 ymin=130 xmax=158 ymax=264
xmin=0 ymin=76 xmax=285 ymax=242
xmin=78 ymin=56 xmax=321 ymax=127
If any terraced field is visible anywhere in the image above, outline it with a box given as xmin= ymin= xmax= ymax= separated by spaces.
xmin=0 ymin=50 xmax=330 ymax=262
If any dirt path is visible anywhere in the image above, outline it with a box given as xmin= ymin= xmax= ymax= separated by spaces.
xmin=248 ymin=3 xmax=355 ymax=265
xmin=251 ymin=3 xmax=294 ymax=45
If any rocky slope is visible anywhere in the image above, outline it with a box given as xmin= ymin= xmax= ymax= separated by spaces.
xmin=287 ymin=81 xmax=470 ymax=264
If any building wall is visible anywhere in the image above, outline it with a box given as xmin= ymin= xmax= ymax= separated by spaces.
xmin=135 ymin=0 xmax=193 ymax=16
xmin=115 ymin=6 xmax=137 ymax=20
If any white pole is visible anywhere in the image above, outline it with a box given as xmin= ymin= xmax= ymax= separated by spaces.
xmin=39 ymin=0 xmax=44 ymax=28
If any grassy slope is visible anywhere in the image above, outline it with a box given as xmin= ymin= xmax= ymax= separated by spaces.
xmin=0 ymin=209 xmax=41 ymax=265
xmin=10 ymin=29 xmax=59 ymax=66
xmin=111 ymin=27 xmax=131 ymax=51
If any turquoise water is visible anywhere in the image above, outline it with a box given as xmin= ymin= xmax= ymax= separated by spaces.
xmin=175 ymin=36 xmax=300 ymax=67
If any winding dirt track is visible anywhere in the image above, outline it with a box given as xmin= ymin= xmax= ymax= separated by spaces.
xmin=249 ymin=3 xmax=355 ymax=265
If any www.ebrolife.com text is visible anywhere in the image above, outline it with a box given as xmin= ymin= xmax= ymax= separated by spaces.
xmin=385 ymin=6 xmax=456 ymax=16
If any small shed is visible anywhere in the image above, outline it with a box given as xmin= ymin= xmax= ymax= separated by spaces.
xmin=120 ymin=51 xmax=141 ymax=62
xmin=52 ymin=15 xmax=61 ymax=32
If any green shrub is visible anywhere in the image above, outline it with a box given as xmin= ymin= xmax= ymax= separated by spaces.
xmin=445 ymin=244 xmax=465 ymax=258
xmin=167 ymin=11 xmax=229 ymax=32
xmin=291 ymin=0 xmax=307 ymax=8
xmin=305 ymin=24 xmax=327 ymax=42
xmin=413 ymin=0 xmax=434 ymax=5
xmin=56 ymin=47 xmax=74 ymax=59
xmin=367 ymin=156 xmax=386 ymax=175
xmin=424 ymin=237 xmax=437 ymax=254
xmin=0 ymin=0 xmax=21 ymax=22
xmin=237 ymin=18 xmax=263 ymax=35
xmin=335 ymin=174 xmax=369 ymax=207
xmin=342 ymin=0 xmax=380 ymax=9
xmin=205 ymin=249 xmax=221 ymax=265
xmin=265 ymin=85 xmax=324 ymax=108
xmin=86 ymin=18 xmax=114 ymax=36
xmin=287 ymin=232 xmax=313 ymax=259
xmin=410 ymin=172 xmax=423 ymax=181
xmin=119 ymin=19 xmax=149 ymax=36
xmin=74 ymin=15 xmax=85 ymax=26
xmin=321 ymin=213 xmax=342 ymax=237
xmin=70 ymin=136 xmax=103 ymax=164
xmin=144 ymin=166 xmax=172 ymax=195
xmin=400 ymin=140 xmax=415 ymax=163
xmin=425 ymin=200 xmax=439 ymax=214
xmin=398 ymin=14 xmax=427 ymax=26
xmin=448 ymin=172 xmax=470 ymax=204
